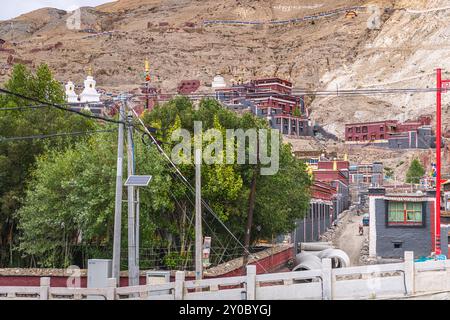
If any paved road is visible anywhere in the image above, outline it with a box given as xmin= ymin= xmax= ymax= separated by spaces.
xmin=333 ymin=210 xmax=365 ymax=266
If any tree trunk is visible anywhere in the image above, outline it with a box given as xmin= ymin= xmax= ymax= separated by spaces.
xmin=180 ymin=201 xmax=187 ymax=255
xmin=243 ymin=138 xmax=259 ymax=267
xmin=243 ymin=169 xmax=257 ymax=267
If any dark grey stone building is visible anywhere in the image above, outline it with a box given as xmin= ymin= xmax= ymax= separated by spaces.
xmin=368 ymin=188 xmax=442 ymax=259
xmin=388 ymin=126 xmax=439 ymax=149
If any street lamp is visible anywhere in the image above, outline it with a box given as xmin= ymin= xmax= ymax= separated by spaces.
xmin=124 ymin=175 xmax=152 ymax=286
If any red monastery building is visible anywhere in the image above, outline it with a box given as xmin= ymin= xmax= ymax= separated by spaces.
xmin=345 ymin=116 xmax=435 ymax=149
xmin=215 ymin=77 xmax=311 ymax=137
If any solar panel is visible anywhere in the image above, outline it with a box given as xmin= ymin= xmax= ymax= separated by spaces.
xmin=124 ymin=175 xmax=152 ymax=187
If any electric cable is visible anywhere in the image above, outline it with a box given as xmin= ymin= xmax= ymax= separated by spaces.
xmin=0 ymin=88 xmax=126 ymax=125
xmin=0 ymin=129 xmax=116 ymax=142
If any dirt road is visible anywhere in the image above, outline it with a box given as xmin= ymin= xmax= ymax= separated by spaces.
xmin=333 ymin=210 xmax=366 ymax=266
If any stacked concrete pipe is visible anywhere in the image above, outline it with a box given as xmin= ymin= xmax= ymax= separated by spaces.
xmin=293 ymin=243 xmax=350 ymax=271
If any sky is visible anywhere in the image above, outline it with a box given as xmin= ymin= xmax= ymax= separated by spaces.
xmin=0 ymin=0 xmax=116 ymax=20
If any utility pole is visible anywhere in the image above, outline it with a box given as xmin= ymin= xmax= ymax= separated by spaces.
xmin=135 ymin=188 xmax=140 ymax=279
xmin=126 ymin=108 xmax=138 ymax=286
xmin=194 ymin=120 xmax=203 ymax=281
xmin=145 ymin=59 xmax=150 ymax=110
xmin=435 ymin=68 xmax=450 ymax=255
xmin=195 ymin=147 xmax=203 ymax=280
xmin=112 ymin=94 xmax=126 ymax=285
xmin=436 ymin=68 xmax=442 ymax=255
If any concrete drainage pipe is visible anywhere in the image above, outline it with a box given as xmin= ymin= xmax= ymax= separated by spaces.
xmin=300 ymin=242 xmax=333 ymax=251
xmin=316 ymin=248 xmax=350 ymax=268
xmin=293 ymin=253 xmax=322 ymax=271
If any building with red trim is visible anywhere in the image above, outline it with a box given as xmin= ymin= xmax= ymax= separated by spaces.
xmin=177 ymin=80 xmax=200 ymax=95
xmin=368 ymin=188 xmax=447 ymax=259
xmin=138 ymin=84 xmax=158 ymax=113
xmin=215 ymin=77 xmax=312 ymax=137
xmin=293 ymin=181 xmax=335 ymax=244
xmin=251 ymin=78 xmax=294 ymax=95
xmin=292 ymin=160 xmax=351 ymax=245
xmin=313 ymin=160 xmax=350 ymax=217
xmin=345 ymin=120 xmax=397 ymax=143
xmin=349 ymin=162 xmax=384 ymax=206
xmin=345 ymin=116 xmax=436 ymax=149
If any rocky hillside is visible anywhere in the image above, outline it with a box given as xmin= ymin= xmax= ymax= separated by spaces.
xmin=0 ymin=0 xmax=448 ymax=148
xmin=0 ymin=0 xmax=387 ymax=91
xmin=313 ymin=0 xmax=450 ymax=138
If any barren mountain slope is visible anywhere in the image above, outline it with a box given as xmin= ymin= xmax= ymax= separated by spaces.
xmin=1 ymin=1 xmax=448 ymax=146
xmin=312 ymin=0 xmax=450 ymax=138
xmin=0 ymin=0 xmax=390 ymax=93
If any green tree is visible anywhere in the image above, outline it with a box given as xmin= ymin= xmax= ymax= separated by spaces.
xmin=406 ymin=159 xmax=425 ymax=184
xmin=16 ymin=130 xmax=171 ymax=267
xmin=143 ymin=98 xmax=312 ymax=253
xmin=0 ymin=64 xmax=94 ymax=266
xmin=17 ymin=97 xmax=312 ymax=268
xmin=384 ymin=167 xmax=394 ymax=179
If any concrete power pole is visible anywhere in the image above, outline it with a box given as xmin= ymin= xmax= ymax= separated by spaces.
xmin=112 ymin=95 xmax=126 ymax=285
xmin=126 ymin=109 xmax=138 ymax=287
xmin=195 ymin=148 xmax=203 ymax=280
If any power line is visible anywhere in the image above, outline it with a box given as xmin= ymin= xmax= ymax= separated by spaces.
xmin=0 ymin=129 xmax=116 ymax=142
xmin=0 ymin=104 xmax=51 ymax=111
xmin=0 ymin=88 xmax=125 ymax=125
xmin=0 ymin=101 xmax=116 ymax=112
xmin=127 ymin=86 xmax=445 ymax=101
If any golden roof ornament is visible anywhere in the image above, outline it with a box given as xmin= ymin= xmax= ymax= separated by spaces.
xmin=145 ymin=58 xmax=150 ymax=73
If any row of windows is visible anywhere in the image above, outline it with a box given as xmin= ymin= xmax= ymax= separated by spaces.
xmin=261 ymin=106 xmax=297 ymax=115
xmin=282 ymin=126 xmax=305 ymax=134
xmin=347 ymin=126 xmax=385 ymax=133
xmin=276 ymin=118 xmax=305 ymax=125
xmin=348 ymin=134 xmax=384 ymax=141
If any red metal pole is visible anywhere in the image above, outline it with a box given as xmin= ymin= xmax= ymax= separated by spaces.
xmin=436 ymin=68 xmax=442 ymax=255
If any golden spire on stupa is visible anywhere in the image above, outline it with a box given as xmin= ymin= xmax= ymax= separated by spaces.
xmin=145 ymin=58 xmax=150 ymax=73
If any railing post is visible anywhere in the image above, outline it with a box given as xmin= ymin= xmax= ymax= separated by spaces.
xmin=40 ymin=277 xmax=50 ymax=300
xmin=404 ymin=251 xmax=415 ymax=295
xmin=321 ymin=258 xmax=332 ymax=300
xmin=174 ymin=271 xmax=185 ymax=300
xmin=246 ymin=265 xmax=256 ymax=300
xmin=106 ymin=278 xmax=117 ymax=300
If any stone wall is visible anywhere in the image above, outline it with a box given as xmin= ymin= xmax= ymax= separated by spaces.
xmin=375 ymin=199 xmax=432 ymax=258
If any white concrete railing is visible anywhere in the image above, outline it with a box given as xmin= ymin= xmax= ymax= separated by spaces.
xmin=1 ymin=251 xmax=450 ymax=300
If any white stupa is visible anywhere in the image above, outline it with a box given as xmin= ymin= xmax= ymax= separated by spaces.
xmin=212 ymin=74 xmax=226 ymax=89
xmin=79 ymin=68 xmax=101 ymax=103
xmin=65 ymin=81 xmax=79 ymax=103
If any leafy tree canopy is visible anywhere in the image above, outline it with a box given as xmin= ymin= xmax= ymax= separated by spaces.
xmin=16 ymin=96 xmax=311 ymax=268
xmin=406 ymin=158 xmax=425 ymax=184
xmin=0 ymin=64 xmax=94 ymax=266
